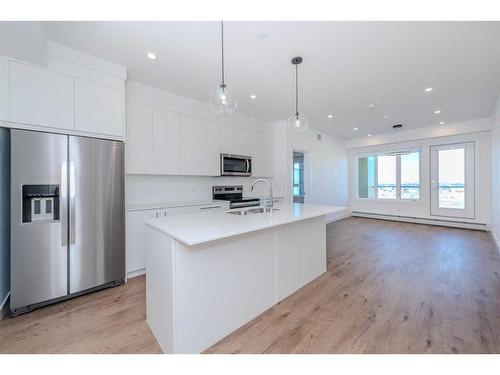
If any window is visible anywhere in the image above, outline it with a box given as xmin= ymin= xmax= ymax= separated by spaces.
xmin=358 ymin=156 xmax=375 ymax=198
xmin=293 ymin=151 xmax=304 ymax=198
xmin=358 ymin=151 xmax=420 ymax=200
xmin=437 ymin=148 xmax=465 ymax=209
xmin=377 ymin=155 xmax=396 ymax=199
xmin=293 ymin=162 xmax=303 ymax=196
xmin=401 ymin=152 xmax=420 ymax=200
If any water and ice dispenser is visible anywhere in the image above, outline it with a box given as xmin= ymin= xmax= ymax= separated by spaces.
xmin=22 ymin=185 xmax=60 ymax=223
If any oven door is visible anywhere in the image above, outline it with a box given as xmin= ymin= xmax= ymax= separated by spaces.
xmin=221 ymin=154 xmax=252 ymax=176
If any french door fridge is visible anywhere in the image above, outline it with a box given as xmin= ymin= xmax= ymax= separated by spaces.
xmin=10 ymin=129 xmax=125 ymax=314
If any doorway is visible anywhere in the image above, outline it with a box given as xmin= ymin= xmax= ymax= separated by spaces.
xmin=293 ymin=151 xmax=305 ymax=203
xmin=430 ymin=142 xmax=475 ymax=219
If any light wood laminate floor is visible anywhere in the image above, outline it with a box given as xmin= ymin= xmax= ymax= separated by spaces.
xmin=1 ymin=217 xmax=499 ymax=353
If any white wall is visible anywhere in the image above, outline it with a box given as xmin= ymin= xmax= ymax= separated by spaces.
xmin=273 ymin=121 xmax=349 ymax=210
xmin=0 ymin=22 xmax=47 ymax=66
xmin=491 ymin=95 xmax=500 ymax=246
xmin=348 ymin=117 xmax=492 ymax=225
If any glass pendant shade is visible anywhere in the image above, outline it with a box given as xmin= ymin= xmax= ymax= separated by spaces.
xmin=287 ymin=112 xmax=309 ymax=135
xmin=209 ymin=84 xmax=237 ymax=114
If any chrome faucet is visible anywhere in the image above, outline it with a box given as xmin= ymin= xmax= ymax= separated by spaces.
xmin=250 ymin=178 xmax=273 ymax=210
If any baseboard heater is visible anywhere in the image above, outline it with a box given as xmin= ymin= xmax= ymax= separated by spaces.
xmin=351 ymin=211 xmax=489 ymax=231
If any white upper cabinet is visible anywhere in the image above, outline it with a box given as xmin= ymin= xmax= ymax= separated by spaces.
xmin=179 ymin=114 xmax=220 ymax=176
xmin=0 ymin=56 xmax=8 ymax=121
xmin=74 ymin=79 xmax=124 ymax=137
xmin=9 ymin=61 xmax=74 ymax=130
xmin=220 ymin=124 xmax=273 ymax=177
xmin=252 ymin=131 xmax=273 ymax=177
xmin=125 ymin=100 xmax=154 ymax=174
xmin=153 ymin=108 xmax=180 ymax=175
xmin=219 ymin=124 xmax=253 ymax=156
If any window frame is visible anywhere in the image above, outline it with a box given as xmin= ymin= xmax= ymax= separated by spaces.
xmin=293 ymin=161 xmax=304 ymax=197
xmin=356 ymin=148 xmax=421 ymax=202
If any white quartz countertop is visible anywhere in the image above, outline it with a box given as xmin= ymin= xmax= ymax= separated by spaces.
xmin=126 ymin=196 xmax=284 ymax=212
xmin=145 ymin=203 xmax=348 ymax=246
xmin=126 ymin=200 xmax=227 ymax=212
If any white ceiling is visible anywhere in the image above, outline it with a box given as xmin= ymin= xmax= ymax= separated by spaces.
xmin=45 ymin=21 xmax=500 ymax=139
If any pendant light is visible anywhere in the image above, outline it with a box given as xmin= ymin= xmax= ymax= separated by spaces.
xmin=385 ymin=124 xmax=411 ymax=156
xmin=287 ymin=56 xmax=309 ymax=135
xmin=209 ymin=21 xmax=237 ymax=114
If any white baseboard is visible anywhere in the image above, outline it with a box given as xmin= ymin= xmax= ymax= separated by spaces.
xmin=126 ymin=268 xmax=146 ymax=280
xmin=352 ymin=211 xmax=489 ymax=231
xmin=492 ymin=230 xmax=500 ymax=254
xmin=0 ymin=292 xmax=10 ymax=320
xmin=325 ymin=211 xmax=351 ymax=224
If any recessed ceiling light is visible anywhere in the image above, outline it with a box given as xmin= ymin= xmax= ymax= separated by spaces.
xmin=425 ymin=87 xmax=433 ymax=92
xmin=250 ymin=94 xmax=257 ymax=99
xmin=368 ymin=134 xmax=372 ymax=137
xmin=146 ymin=52 xmax=156 ymax=60
xmin=439 ymin=121 xmax=446 ymax=125
xmin=353 ymin=127 xmax=358 ymax=131
xmin=384 ymin=115 xmax=389 ymax=119
xmin=368 ymin=104 xmax=376 ymax=109
xmin=328 ymin=114 xmax=333 ymax=119
xmin=434 ymin=109 xmax=441 ymax=114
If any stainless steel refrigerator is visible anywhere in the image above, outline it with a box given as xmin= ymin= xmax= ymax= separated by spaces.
xmin=7 ymin=129 xmax=125 ymax=315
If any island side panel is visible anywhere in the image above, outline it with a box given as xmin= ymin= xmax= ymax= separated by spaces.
xmin=276 ymin=216 xmax=327 ymax=302
xmin=146 ymin=226 xmax=175 ymax=354
xmin=173 ymin=229 xmax=276 ymax=354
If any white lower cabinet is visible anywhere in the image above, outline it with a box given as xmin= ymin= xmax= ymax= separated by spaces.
xmin=126 ymin=203 xmax=229 ymax=277
xmin=126 ymin=209 xmax=156 ymax=277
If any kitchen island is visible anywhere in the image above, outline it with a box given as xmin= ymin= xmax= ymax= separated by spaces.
xmin=144 ymin=203 xmax=348 ymax=353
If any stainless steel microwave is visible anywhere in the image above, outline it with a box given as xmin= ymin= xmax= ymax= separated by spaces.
xmin=220 ymin=154 xmax=252 ymax=176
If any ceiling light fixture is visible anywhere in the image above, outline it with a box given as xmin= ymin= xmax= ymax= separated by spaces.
xmin=384 ymin=115 xmax=389 ymax=119
xmin=368 ymin=134 xmax=372 ymax=137
xmin=425 ymin=87 xmax=433 ymax=92
xmin=328 ymin=114 xmax=333 ymax=119
xmin=368 ymin=104 xmax=376 ymax=109
xmin=440 ymin=121 xmax=446 ymax=125
xmin=209 ymin=21 xmax=237 ymax=115
xmin=353 ymin=127 xmax=358 ymax=131
xmin=434 ymin=109 xmax=441 ymax=114
xmin=250 ymin=94 xmax=257 ymax=99
xmin=385 ymin=124 xmax=411 ymax=156
xmin=287 ymin=56 xmax=309 ymax=135
xmin=146 ymin=52 xmax=156 ymax=60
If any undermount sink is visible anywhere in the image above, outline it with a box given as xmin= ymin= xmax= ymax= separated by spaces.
xmin=226 ymin=207 xmax=280 ymax=216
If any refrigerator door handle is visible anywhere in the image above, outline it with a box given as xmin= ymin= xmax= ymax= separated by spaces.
xmin=69 ymin=161 xmax=76 ymax=245
xmin=61 ymin=161 xmax=68 ymax=247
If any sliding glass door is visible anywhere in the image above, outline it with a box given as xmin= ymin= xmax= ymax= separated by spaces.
xmin=430 ymin=142 xmax=475 ymax=219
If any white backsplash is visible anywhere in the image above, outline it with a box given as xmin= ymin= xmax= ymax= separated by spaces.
xmin=126 ymin=174 xmax=277 ymax=205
